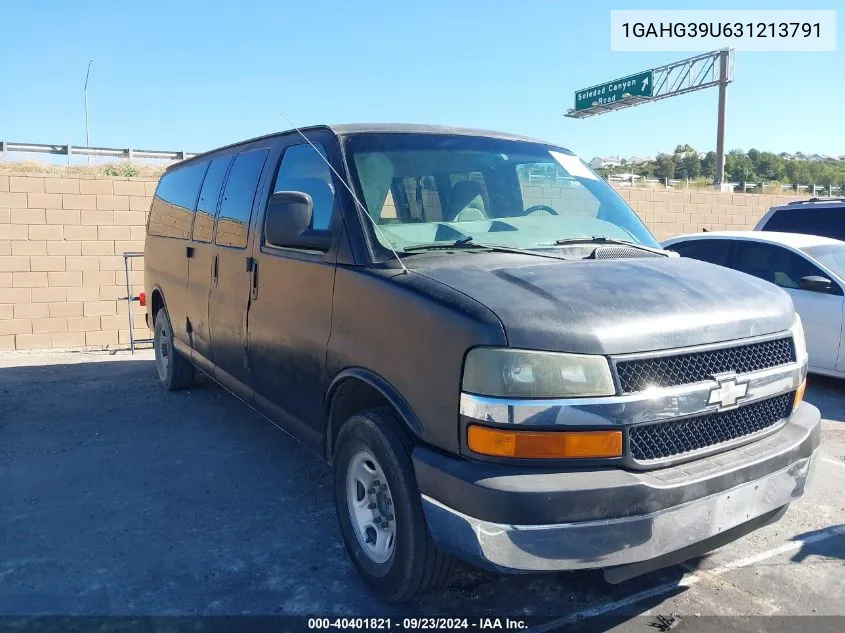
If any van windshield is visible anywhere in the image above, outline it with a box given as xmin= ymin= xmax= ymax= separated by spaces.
xmin=345 ymin=133 xmax=658 ymax=255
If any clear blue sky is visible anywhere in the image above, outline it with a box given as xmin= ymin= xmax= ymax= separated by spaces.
xmin=1 ymin=0 xmax=842 ymax=160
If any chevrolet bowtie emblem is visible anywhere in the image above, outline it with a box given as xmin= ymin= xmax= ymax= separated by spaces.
xmin=708 ymin=373 xmax=749 ymax=410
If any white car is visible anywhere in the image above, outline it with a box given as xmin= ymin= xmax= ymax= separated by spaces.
xmin=663 ymin=231 xmax=845 ymax=378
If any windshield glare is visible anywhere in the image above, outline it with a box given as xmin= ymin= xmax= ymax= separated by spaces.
xmin=346 ymin=133 xmax=658 ymax=255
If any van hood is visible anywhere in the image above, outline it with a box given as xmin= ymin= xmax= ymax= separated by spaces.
xmin=412 ymin=254 xmax=795 ymax=355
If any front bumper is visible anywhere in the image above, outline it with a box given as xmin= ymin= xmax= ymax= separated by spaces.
xmin=416 ymin=402 xmax=820 ymax=573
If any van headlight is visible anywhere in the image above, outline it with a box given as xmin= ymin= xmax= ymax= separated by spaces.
xmin=462 ymin=348 xmax=616 ymax=398
xmin=790 ymin=313 xmax=808 ymax=366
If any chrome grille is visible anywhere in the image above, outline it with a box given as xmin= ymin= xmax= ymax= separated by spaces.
xmin=616 ymin=337 xmax=795 ymax=394
xmin=629 ymin=393 xmax=793 ymax=462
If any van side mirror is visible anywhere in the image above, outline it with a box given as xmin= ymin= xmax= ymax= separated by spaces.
xmin=799 ymin=275 xmax=833 ymax=293
xmin=264 ymin=191 xmax=330 ymax=250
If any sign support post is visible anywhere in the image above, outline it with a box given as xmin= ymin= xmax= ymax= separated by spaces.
xmin=714 ymin=48 xmax=730 ymax=186
xmin=566 ymin=49 xmax=735 ymax=187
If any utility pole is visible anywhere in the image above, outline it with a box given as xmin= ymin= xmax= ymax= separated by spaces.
xmin=714 ymin=49 xmax=730 ymax=187
xmin=84 ymin=59 xmax=94 ymax=165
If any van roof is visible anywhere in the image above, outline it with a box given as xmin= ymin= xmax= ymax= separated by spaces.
xmin=170 ymin=124 xmax=568 ymax=172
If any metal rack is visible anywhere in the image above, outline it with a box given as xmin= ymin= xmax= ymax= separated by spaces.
xmin=121 ymin=252 xmax=152 ymax=353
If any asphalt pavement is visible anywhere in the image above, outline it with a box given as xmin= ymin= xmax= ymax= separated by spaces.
xmin=1 ymin=349 xmax=843 ymax=628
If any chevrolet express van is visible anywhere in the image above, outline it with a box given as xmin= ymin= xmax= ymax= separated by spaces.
xmin=145 ymin=125 xmax=819 ymax=601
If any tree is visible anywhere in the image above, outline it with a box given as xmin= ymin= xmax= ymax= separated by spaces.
xmin=701 ymin=151 xmax=716 ymax=179
xmin=655 ymin=153 xmax=675 ymax=180
xmin=679 ymin=153 xmax=702 ymax=180
xmin=785 ymin=160 xmax=810 ymax=184
xmin=725 ymin=150 xmax=756 ymax=184
xmin=755 ymin=152 xmax=785 ymax=181
xmin=674 ymin=143 xmax=696 ymax=154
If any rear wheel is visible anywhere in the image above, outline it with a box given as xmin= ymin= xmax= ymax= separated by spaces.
xmin=153 ymin=308 xmax=194 ymax=390
xmin=333 ymin=408 xmax=454 ymax=601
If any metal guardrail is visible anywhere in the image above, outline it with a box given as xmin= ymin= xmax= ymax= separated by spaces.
xmin=0 ymin=140 xmax=196 ymax=162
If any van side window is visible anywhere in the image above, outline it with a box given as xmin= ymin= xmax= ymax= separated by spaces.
xmin=148 ymin=162 xmax=207 ymax=239
xmin=216 ymin=149 xmax=269 ymax=248
xmin=193 ymin=157 xmax=232 ymax=243
xmin=272 ymin=144 xmax=335 ymax=231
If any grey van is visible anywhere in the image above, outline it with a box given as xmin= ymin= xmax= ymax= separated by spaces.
xmin=145 ymin=125 xmax=819 ymax=601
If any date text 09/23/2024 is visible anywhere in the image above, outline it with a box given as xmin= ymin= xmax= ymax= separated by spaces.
xmin=307 ymin=618 xmax=528 ymax=630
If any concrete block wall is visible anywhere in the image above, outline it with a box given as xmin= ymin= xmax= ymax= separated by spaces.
xmin=0 ymin=170 xmax=810 ymax=351
xmin=616 ymin=187 xmax=805 ymax=241
xmin=0 ymin=172 xmax=156 ymax=350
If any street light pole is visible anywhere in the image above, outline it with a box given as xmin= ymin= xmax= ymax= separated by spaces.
xmin=84 ymin=59 xmax=94 ymax=164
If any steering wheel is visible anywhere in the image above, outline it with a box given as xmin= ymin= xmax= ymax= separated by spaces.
xmin=524 ymin=204 xmax=558 ymax=216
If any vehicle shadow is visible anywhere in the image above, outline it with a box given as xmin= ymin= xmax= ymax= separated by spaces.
xmin=0 ymin=356 xmax=694 ymax=623
xmin=790 ymin=524 xmax=845 ymax=563
xmin=805 ymin=373 xmax=845 ymax=422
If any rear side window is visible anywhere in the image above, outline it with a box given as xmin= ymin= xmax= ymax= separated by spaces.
xmin=272 ymin=143 xmax=336 ymax=231
xmin=216 ymin=149 xmax=269 ymax=248
xmin=762 ymin=206 xmax=845 ymax=241
xmin=148 ymin=163 xmax=207 ymax=239
xmin=668 ymin=239 xmax=732 ymax=265
xmin=193 ymin=157 xmax=232 ymax=243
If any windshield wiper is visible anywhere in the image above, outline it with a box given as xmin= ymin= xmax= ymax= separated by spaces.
xmin=553 ymin=236 xmax=670 ymax=257
xmin=403 ymin=237 xmax=568 ymax=260
xmin=403 ymin=236 xmax=479 ymax=252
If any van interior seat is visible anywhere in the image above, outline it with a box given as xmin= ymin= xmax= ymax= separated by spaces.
xmin=447 ymin=180 xmax=487 ymax=222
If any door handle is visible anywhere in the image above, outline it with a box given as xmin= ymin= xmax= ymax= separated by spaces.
xmin=251 ymin=262 xmax=259 ymax=300
xmin=245 ymin=256 xmax=255 ymax=272
xmin=186 ymin=246 xmax=194 ymax=258
xmin=212 ymin=254 xmax=219 ymax=287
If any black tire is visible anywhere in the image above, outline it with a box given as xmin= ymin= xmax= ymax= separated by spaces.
xmin=153 ymin=308 xmax=194 ymax=391
xmin=333 ymin=407 xmax=454 ymax=602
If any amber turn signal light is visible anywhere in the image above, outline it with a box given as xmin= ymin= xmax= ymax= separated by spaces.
xmin=467 ymin=425 xmax=623 ymax=459
xmin=794 ymin=378 xmax=806 ymax=409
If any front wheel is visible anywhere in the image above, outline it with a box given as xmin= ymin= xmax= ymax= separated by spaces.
xmin=333 ymin=408 xmax=454 ymax=601
xmin=153 ymin=308 xmax=194 ymax=391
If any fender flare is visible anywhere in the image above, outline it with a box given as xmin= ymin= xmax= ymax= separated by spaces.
xmin=323 ymin=367 xmax=423 ymax=458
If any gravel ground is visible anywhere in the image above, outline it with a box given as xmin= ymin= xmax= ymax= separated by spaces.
xmin=1 ymin=349 xmax=843 ymax=628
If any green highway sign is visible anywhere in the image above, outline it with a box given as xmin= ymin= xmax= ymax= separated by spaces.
xmin=575 ymin=70 xmax=654 ymax=111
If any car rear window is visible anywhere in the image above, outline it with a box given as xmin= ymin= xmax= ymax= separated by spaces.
xmin=761 ymin=205 xmax=845 ymax=241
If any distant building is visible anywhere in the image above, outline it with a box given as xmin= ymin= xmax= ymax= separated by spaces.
xmin=590 ymin=156 xmax=621 ymax=169
xmin=608 ymin=173 xmax=641 ymax=182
